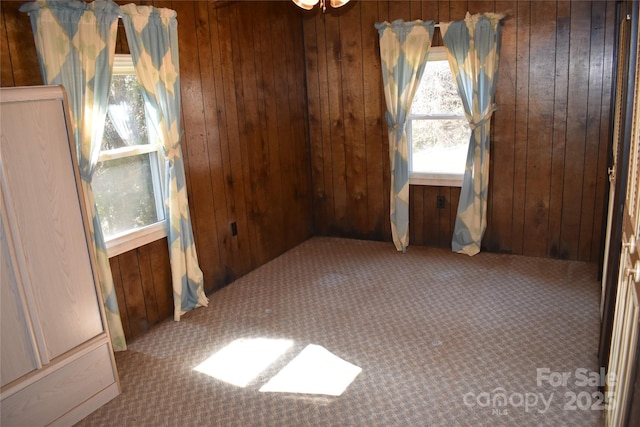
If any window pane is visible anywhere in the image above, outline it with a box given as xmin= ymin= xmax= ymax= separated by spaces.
xmin=102 ymin=74 xmax=149 ymax=150
xmin=410 ymin=60 xmax=465 ymax=116
xmin=93 ymin=154 xmax=163 ymax=239
xmin=411 ymin=119 xmax=470 ymax=174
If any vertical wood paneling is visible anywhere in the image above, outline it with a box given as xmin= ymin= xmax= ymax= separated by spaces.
xmin=109 ymin=257 xmax=132 ymax=339
xmin=579 ymin=1 xmax=607 ymax=261
xmin=173 ymin=0 xmax=221 ymax=294
xmin=423 ymin=186 xmax=439 ymax=245
xmin=2 ymin=1 xmax=42 ymax=86
xmin=438 ymin=0 xmax=450 ymax=24
xmin=447 ymin=187 xmax=461 ymax=243
xmin=255 ymin=4 xmax=285 ymax=257
xmin=118 ymin=250 xmax=148 ymax=337
xmin=389 ymin=1 xmax=411 ymax=20
xmin=562 ymin=1 xmax=591 ymax=258
xmin=511 ymin=0 xmax=530 ymax=255
xmin=409 ymin=1 xmax=422 ymax=21
xmin=549 ymin=0 xmax=571 ymax=259
xmin=362 ymin=0 xmax=385 ymax=236
xmin=410 ymin=186 xmax=423 ymax=244
xmin=342 ymin=3 xmax=368 ymax=237
xmin=228 ymin=6 xmax=263 ymax=269
xmin=206 ymin=1 xmax=237 ymax=284
xmin=279 ymin=4 xmax=313 ymax=248
xmin=2 ymin=2 xmax=40 ymax=87
xmin=178 ymin=0 xmax=311 ymax=299
xmin=306 ymin=13 xmax=336 ymax=236
xmin=490 ymin=0 xmax=516 ymax=252
xmin=439 ymin=187 xmax=448 ymax=236
xmin=115 ymin=19 xmax=129 ymax=54
xmin=146 ymin=239 xmax=173 ymax=320
xmin=193 ymin=1 xmax=226 ymax=290
xmin=304 ymin=14 xmax=329 ymax=235
xmin=523 ymin=0 xmax=555 ymax=257
xmin=0 ymin=6 xmax=14 ymax=87
xmin=106 ymin=240 xmax=172 ymax=340
xmin=449 ymin=1 xmax=468 ymax=20
xmin=136 ymin=245 xmax=160 ymax=327
xmin=468 ymin=1 xmax=495 ymax=15
xmin=224 ymin=3 xmax=255 ymax=273
xmin=232 ymin=2 xmax=262 ymax=266
xmin=326 ymin=13 xmax=349 ymax=233
xmin=304 ymin=0 xmax=614 ymax=260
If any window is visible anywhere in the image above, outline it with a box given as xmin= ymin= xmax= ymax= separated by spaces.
xmin=408 ymin=46 xmax=471 ymax=187
xmin=92 ymin=54 xmax=166 ymax=257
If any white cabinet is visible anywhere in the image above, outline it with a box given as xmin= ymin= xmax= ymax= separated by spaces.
xmin=0 ymin=86 xmax=119 ymax=426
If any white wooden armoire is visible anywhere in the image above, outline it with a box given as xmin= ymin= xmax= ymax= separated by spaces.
xmin=0 ymin=86 xmax=120 ymax=426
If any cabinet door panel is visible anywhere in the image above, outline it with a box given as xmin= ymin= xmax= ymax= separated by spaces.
xmin=0 ymin=343 xmax=117 ymax=427
xmin=0 ymin=99 xmax=104 ymax=361
xmin=0 ymin=206 xmax=38 ymax=386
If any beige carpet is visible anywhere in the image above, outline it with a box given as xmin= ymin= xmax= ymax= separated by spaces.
xmin=76 ymin=237 xmax=603 ymax=426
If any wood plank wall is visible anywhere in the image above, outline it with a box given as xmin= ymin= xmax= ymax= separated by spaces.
xmin=303 ymin=0 xmax=616 ymax=261
xmin=0 ymin=0 xmax=313 ymax=340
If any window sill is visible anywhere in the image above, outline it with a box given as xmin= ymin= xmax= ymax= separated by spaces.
xmin=409 ymin=172 xmax=463 ymax=187
xmin=105 ymin=221 xmax=167 ymax=258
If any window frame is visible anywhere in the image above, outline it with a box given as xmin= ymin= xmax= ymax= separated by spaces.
xmin=100 ymin=54 xmax=167 ymax=257
xmin=407 ymin=46 xmax=468 ymax=188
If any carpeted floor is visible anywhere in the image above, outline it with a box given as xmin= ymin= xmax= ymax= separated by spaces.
xmin=76 ymin=237 xmax=604 ymax=426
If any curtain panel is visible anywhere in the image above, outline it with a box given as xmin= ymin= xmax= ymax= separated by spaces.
xmin=375 ymin=19 xmax=435 ymax=252
xmin=441 ymin=12 xmax=505 ymax=256
xmin=20 ymin=0 xmax=127 ymax=351
xmin=120 ymin=4 xmax=208 ymax=321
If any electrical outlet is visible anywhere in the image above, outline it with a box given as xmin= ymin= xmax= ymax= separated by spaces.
xmin=436 ymin=195 xmax=446 ymax=209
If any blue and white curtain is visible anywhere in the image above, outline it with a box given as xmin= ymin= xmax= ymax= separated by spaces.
xmin=20 ymin=0 xmax=126 ymax=350
xmin=21 ymin=0 xmax=209 ymax=347
xmin=121 ymin=4 xmax=208 ymax=321
xmin=441 ymin=12 xmax=504 ymax=255
xmin=375 ymin=19 xmax=435 ymax=252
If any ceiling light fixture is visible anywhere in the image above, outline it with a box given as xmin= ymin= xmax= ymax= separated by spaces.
xmin=292 ymin=0 xmax=350 ymax=13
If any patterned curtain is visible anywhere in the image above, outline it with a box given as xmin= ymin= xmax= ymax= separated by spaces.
xmin=121 ymin=4 xmax=208 ymax=321
xmin=441 ymin=12 xmax=504 ymax=256
xmin=375 ymin=20 xmax=435 ymax=252
xmin=20 ymin=0 xmax=127 ymax=350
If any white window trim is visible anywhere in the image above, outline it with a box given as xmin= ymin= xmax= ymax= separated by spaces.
xmin=106 ymin=221 xmax=167 ymax=257
xmin=408 ymin=46 xmax=467 ymax=188
xmin=102 ymin=54 xmax=167 ymax=257
xmin=98 ymin=143 xmax=158 ymax=162
xmin=410 ymin=172 xmax=463 ymax=187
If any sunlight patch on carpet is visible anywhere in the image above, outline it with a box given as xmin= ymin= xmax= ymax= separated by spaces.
xmin=259 ymin=344 xmax=362 ymax=396
xmin=194 ymin=338 xmax=293 ymax=387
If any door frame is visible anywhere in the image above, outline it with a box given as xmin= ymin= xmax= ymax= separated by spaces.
xmin=599 ymin=0 xmax=638 ymax=372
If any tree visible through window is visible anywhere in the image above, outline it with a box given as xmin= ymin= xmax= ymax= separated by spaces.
xmin=92 ymin=55 xmax=165 ymax=240
xmin=408 ymin=47 xmax=470 ymax=186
